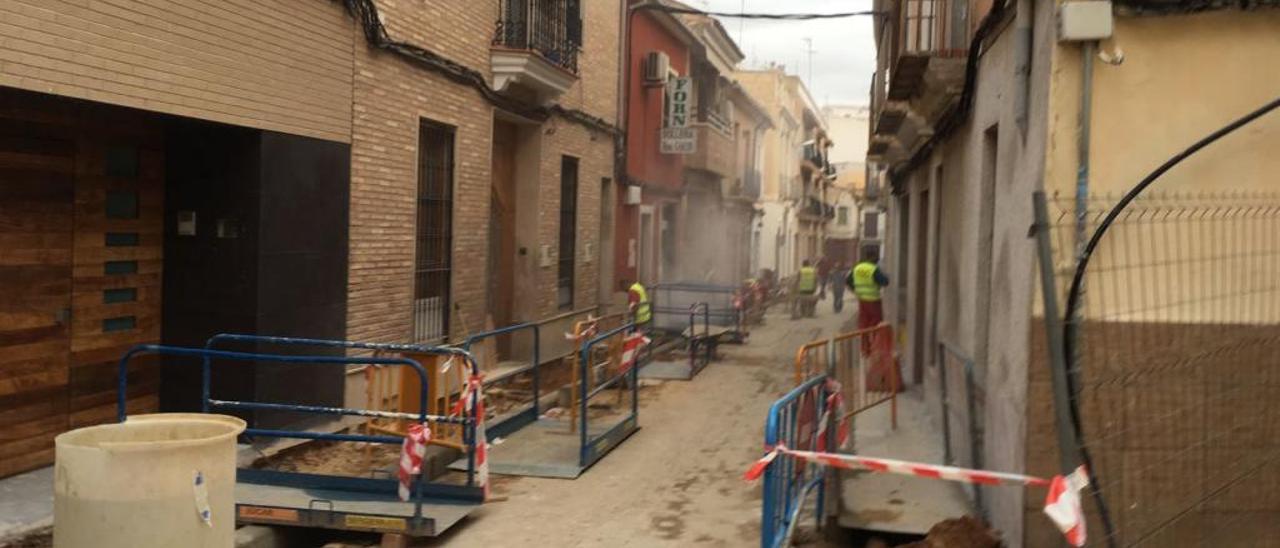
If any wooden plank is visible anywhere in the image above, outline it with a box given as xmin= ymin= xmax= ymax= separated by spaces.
xmin=70 ymin=298 xmax=160 ymax=327
xmin=0 ymin=414 xmax=66 ymax=445
xmin=0 ymin=389 xmax=63 ymax=425
xmin=70 ymin=323 xmax=161 ymax=354
xmin=73 ymin=394 xmax=158 ymax=428
xmin=0 ymin=325 xmax=67 ymax=351
xmin=0 ymin=368 xmax=69 ymax=398
xmin=72 ymin=258 xmax=161 ymax=279
xmin=66 ymin=271 xmax=162 ymax=293
xmin=0 ymin=339 xmax=66 ymax=366
xmin=0 ymin=446 xmax=56 ymax=478
xmin=69 ymin=246 xmax=164 ymax=263
xmin=71 ymin=382 xmax=159 ymax=421
xmin=0 ymin=168 xmax=75 ymax=196
xmin=0 ymin=354 xmax=63 ymax=381
xmin=0 ymin=151 xmax=76 ymax=173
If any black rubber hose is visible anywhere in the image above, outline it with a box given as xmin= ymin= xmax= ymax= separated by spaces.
xmin=1061 ymin=95 xmax=1280 ymax=545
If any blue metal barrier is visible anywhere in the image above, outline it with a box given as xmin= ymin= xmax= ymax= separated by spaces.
xmin=760 ymin=374 xmax=832 ymax=548
xmin=461 ymin=322 xmax=540 ymax=438
xmin=651 ymin=282 xmax=745 ymax=341
xmin=115 ymin=343 xmax=486 ymax=525
xmin=202 ymin=333 xmax=485 ymax=483
xmin=578 ymin=322 xmax=641 ymax=468
xmin=688 ymin=302 xmax=713 ymax=376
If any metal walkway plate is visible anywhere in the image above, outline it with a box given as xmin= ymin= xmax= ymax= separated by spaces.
xmin=235 ymin=481 xmax=478 ymax=537
xmin=449 ymin=415 xmax=638 ymax=479
xmin=639 ymin=359 xmax=693 ymax=380
xmin=837 ymin=388 xmax=974 ymax=534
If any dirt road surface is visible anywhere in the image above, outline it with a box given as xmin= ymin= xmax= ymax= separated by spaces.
xmin=418 ymin=302 xmax=855 ymax=547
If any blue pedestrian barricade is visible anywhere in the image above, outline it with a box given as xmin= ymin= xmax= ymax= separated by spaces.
xmin=115 ymin=340 xmax=485 ymax=537
xmin=576 ymin=321 xmax=642 ymax=468
xmin=650 ymin=282 xmax=746 ymax=343
xmin=759 ymin=374 xmax=835 ymax=548
xmin=460 ymin=322 xmax=540 ymax=438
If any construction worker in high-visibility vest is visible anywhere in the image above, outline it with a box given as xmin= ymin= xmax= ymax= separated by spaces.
xmin=792 ymin=259 xmax=819 ymax=319
xmin=848 ymin=248 xmax=890 ymax=352
xmin=627 ymin=279 xmax=652 ymax=332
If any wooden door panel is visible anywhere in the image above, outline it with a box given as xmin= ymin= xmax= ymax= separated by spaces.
xmin=68 ymin=125 xmax=163 ymax=430
xmin=0 ymin=90 xmax=164 ymax=478
xmin=0 ymin=109 xmax=74 ymax=478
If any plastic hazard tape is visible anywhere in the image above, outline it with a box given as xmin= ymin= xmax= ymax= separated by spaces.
xmin=452 ymin=373 xmax=491 ymax=500
xmin=620 ymin=332 xmax=650 ymax=373
xmin=397 ymin=423 xmax=430 ymax=501
xmin=564 ymin=315 xmax=601 ymax=341
xmin=744 ymin=446 xmax=1089 ymax=546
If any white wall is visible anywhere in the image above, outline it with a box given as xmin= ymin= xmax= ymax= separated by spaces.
xmin=823 ymin=105 xmax=871 ymax=165
xmin=757 ymin=202 xmax=798 ymax=278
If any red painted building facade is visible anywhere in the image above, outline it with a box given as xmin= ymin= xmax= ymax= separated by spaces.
xmin=614 ymin=3 xmax=693 ymax=289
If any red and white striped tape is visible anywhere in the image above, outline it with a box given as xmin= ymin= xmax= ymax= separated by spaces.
xmin=564 ymin=315 xmax=601 ymax=341
xmin=743 ymin=446 xmax=1088 ymax=546
xmin=1044 ymin=466 xmax=1089 ymax=547
xmin=620 ymin=332 xmax=650 ymax=373
xmin=452 ymin=373 xmax=490 ymax=500
xmin=397 ymin=423 xmax=430 ymax=501
xmin=815 ymin=378 xmax=850 ymax=450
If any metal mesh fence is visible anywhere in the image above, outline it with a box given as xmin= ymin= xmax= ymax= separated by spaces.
xmin=1046 ymin=191 xmax=1280 ymax=546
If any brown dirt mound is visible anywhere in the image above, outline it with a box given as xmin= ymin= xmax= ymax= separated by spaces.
xmin=896 ymin=516 xmax=1000 ymax=548
xmin=253 ymin=439 xmax=400 ymax=476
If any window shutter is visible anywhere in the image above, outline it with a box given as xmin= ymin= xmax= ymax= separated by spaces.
xmin=566 ymin=0 xmax=582 ymax=47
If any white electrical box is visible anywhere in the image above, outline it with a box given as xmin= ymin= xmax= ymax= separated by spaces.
xmin=1058 ymin=1 xmax=1113 ymax=41
xmin=177 ymin=211 xmax=197 ymax=236
xmin=583 ymin=242 xmax=594 ymax=264
xmin=624 ymin=184 xmax=642 ymax=205
xmin=539 ymin=244 xmax=554 ymax=268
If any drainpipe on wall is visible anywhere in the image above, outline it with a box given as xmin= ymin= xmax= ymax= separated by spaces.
xmin=1013 ymin=1 xmax=1033 ymax=138
xmin=1075 ymin=41 xmax=1094 ymax=265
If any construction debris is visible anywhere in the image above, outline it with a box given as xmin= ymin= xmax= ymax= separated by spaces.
xmin=895 ymin=517 xmax=1000 ymax=548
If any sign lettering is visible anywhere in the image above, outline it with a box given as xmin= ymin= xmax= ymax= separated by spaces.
xmin=238 ymin=506 xmax=299 ymax=523
xmin=667 ymin=77 xmax=691 ymax=128
xmin=660 ymin=127 xmax=697 ymax=155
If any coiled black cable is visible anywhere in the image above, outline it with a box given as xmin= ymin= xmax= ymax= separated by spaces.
xmin=1061 ymin=95 xmax=1280 ymax=545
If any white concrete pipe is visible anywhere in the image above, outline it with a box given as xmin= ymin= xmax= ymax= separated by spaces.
xmin=53 ymin=413 xmax=246 ymax=548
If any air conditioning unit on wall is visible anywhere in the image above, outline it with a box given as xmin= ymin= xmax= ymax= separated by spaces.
xmin=644 ymin=51 xmax=670 ymax=82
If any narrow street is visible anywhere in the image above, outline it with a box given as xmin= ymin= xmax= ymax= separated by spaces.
xmin=424 ymin=302 xmax=854 ymax=547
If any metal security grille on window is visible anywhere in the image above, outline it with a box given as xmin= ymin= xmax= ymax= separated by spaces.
xmin=558 ymin=157 xmax=578 ymax=310
xmin=493 ymin=0 xmax=581 ymax=73
xmin=863 ymin=212 xmax=879 ymax=239
xmin=414 ymin=121 xmax=454 ymax=343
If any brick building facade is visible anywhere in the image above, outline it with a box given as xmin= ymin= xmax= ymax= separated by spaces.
xmin=348 ymin=0 xmax=620 ymax=345
xmin=0 ymin=0 xmax=621 ymax=477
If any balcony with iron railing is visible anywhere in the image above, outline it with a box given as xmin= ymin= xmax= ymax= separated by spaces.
xmin=724 ymin=169 xmax=762 ymax=203
xmin=685 ymin=123 xmax=734 ymax=179
xmin=801 ymin=142 xmax=827 ymax=174
xmin=869 ymin=0 xmax=972 ymax=165
xmin=798 ymin=194 xmax=836 ymax=222
xmin=491 ymin=0 xmax=581 ymax=103
xmin=743 ymin=169 xmax=761 ymax=200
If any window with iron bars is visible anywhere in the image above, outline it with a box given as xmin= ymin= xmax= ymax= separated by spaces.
xmin=900 ymin=0 xmax=969 ymax=55
xmin=557 ymin=156 xmax=578 ymax=310
xmin=414 ymin=120 xmax=455 ymax=343
xmin=494 ymin=0 xmax=582 ymax=74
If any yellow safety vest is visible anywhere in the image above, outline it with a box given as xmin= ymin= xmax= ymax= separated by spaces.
xmin=630 ymin=282 xmax=652 ymax=324
xmin=796 ymin=266 xmax=817 ymax=294
xmin=852 ymin=261 xmax=881 ymax=302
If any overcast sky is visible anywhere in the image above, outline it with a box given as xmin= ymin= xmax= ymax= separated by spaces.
xmin=697 ymin=0 xmax=877 ymax=106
